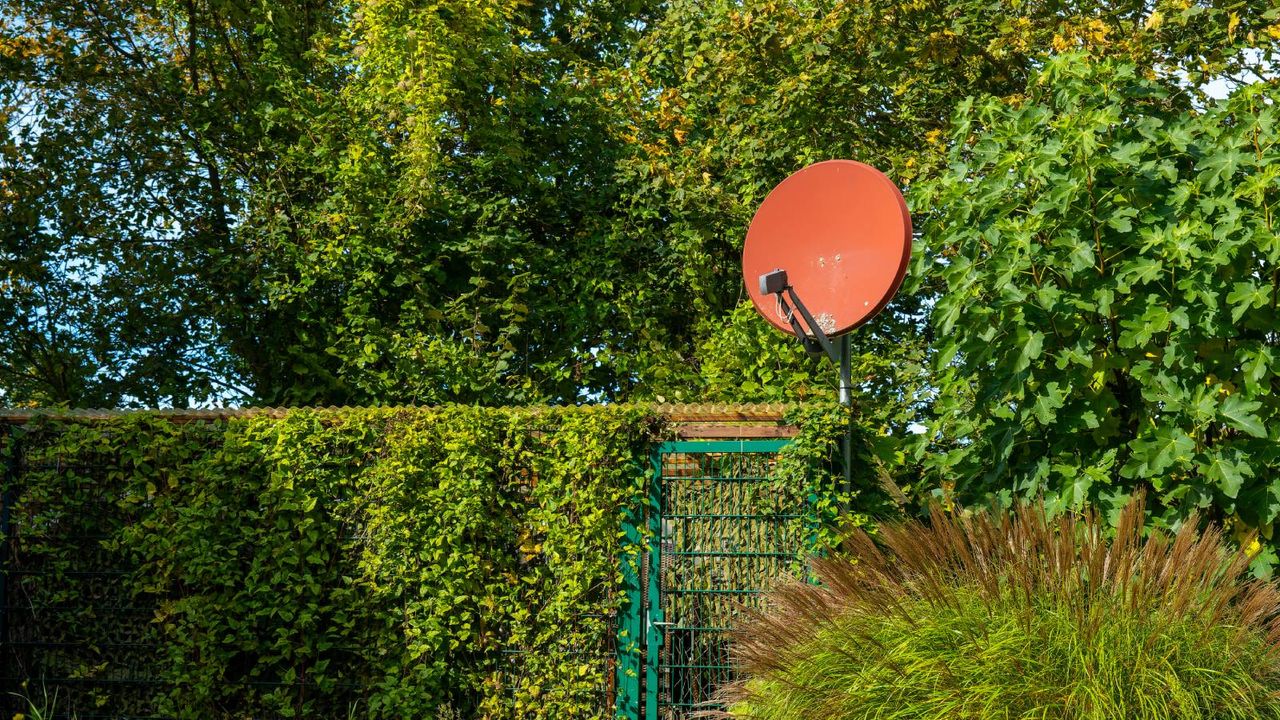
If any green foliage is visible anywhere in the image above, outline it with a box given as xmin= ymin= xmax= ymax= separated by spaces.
xmin=727 ymin=500 xmax=1280 ymax=720
xmin=2 ymin=406 xmax=660 ymax=718
xmin=604 ymin=0 xmax=1275 ymax=412
xmin=1 ymin=404 xmax=861 ymax=717
xmin=238 ymin=0 xmax=657 ymax=405
xmin=4 ymin=0 xmax=1275 ymax=408
xmin=0 ymin=0 xmax=654 ymax=406
xmin=916 ymin=53 xmax=1280 ymax=569
xmin=632 ymin=302 xmax=819 ymax=404
xmin=777 ymin=402 xmax=897 ymax=549
xmin=634 ymin=302 xmax=930 ymax=436
xmin=8 ymin=681 xmax=66 ymax=720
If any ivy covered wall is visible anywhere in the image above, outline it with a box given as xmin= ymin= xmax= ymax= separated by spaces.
xmin=0 ymin=404 xmax=858 ymax=719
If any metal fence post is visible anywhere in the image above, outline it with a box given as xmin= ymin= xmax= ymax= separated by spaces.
xmin=615 ymin=460 xmax=644 ymax=719
xmin=644 ymin=445 xmax=665 ymax=720
xmin=0 ymin=426 xmax=15 ymax=657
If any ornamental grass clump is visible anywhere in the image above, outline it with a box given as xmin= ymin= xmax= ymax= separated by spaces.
xmin=721 ymin=500 xmax=1280 ymax=720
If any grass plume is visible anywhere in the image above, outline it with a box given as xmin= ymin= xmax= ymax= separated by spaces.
xmin=719 ymin=498 xmax=1280 ymax=719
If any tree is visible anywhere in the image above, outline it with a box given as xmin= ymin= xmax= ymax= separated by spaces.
xmin=916 ymin=53 xmax=1280 ymax=567
xmin=1 ymin=0 xmax=661 ymax=406
xmin=600 ymin=0 xmax=1278 ymax=427
xmin=251 ymin=0 xmax=661 ymax=405
xmin=0 ymin=0 xmax=346 ymax=405
xmin=2 ymin=0 xmax=1276 ymax=408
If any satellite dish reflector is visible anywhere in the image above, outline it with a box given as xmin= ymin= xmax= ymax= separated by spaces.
xmin=742 ymin=159 xmax=912 ymax=337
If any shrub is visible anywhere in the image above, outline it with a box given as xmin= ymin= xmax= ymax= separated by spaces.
xmin=3 ymin=406 xmax=660 ymax=719
xmin=723 ymin=500 xmax=1280 ymax=720
xmin=913 ymin=53 xmax=1280 ymax=573
xmin=2 ymin=402 xmax=862 ymax=718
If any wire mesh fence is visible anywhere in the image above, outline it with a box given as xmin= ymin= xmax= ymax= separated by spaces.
xmin=1 ymin=421 xmax=814 ymax=720
xmin=0 ymin=423 xmax=627 ymax=719
xmin=649 ymin=441 xmax=812 ymax=718
xmin=0 ymin=441 xmax=164 ymax=718
xmin=0 ymin=425 xmax=357 ymax=719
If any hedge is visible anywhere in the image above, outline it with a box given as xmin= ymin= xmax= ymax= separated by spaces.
xmin=0 ymin=403 xmax=860 ymax=719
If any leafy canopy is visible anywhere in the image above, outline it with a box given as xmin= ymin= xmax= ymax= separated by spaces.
xmin=3 ymin=0 xmax=1275 ymax=408
xmin=915 ymin=53 xmax=1280 ymax=567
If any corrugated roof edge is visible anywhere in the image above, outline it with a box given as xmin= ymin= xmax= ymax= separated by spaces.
xmin=0 ymin=403 xmax=796 ymax=425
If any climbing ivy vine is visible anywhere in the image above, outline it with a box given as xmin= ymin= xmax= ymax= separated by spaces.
xmin=3 ymin=407 xmax=658 ymax=718
xmin=0 ymin=403 xmax=859 ymax=717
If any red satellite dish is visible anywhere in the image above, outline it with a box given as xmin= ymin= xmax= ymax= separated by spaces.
xmin=743 ymin=160 xmax=911 ymax=337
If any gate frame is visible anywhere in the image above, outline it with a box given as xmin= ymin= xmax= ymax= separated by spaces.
xmin=617 ymin=439 xmax=793 ymax=720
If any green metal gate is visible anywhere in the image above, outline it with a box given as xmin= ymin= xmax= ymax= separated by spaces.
xmin=618 ymin=439 xmax=817 ymax=720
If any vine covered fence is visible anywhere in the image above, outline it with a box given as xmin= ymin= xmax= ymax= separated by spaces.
xmin=0 ymin=404 xmax=861 ymax=719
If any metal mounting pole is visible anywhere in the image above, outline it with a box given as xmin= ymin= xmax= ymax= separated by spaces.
xmin=838 ymin=335 xmax=851 ymax=407
xmin=838 ymin=335 xmax=853 ymax=499
xmin=765 ymin=271 xmax=857 ymax=507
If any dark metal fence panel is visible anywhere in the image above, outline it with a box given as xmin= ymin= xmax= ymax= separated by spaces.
xmin=0 ymin=424 xmax=807 ymax=720
xmin=0 ymin=427 xmax=176 ymax=719
xmin=0 ymin=426 xmax=12 ymax=686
